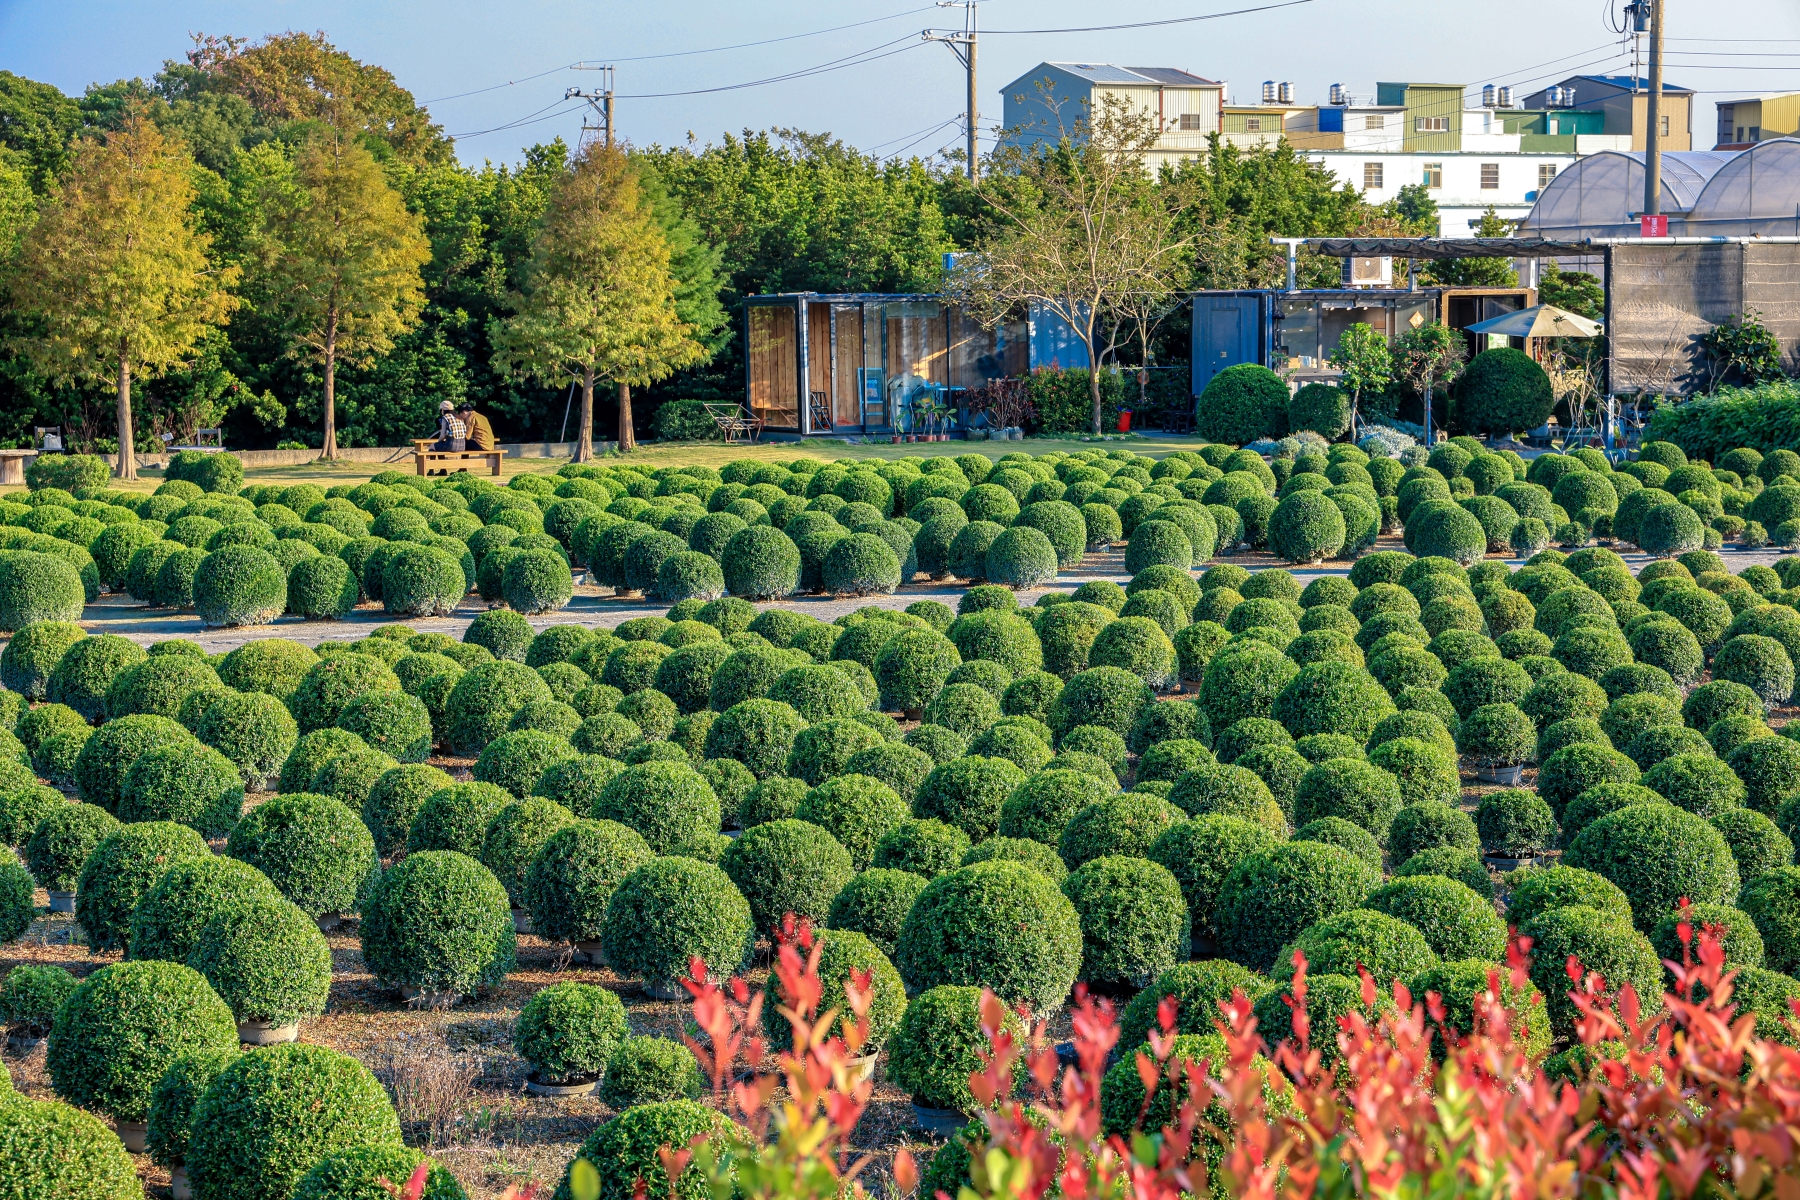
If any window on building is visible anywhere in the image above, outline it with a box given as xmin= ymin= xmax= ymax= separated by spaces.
xmin=1364 ymin=114 xmax=1386 ymax=131
xmin=1539 ymin=162 xmax=1559 ymax=188
xmin=1244 ymin=117 xmax=1262 ymax=132
xmin=1737 ymin=126 xmax=1746 ymax=142
xmin=1751 ymin=126 xmax=1761 ymax=142
xmin=1414 ymin=116 xmax=1449 ymax=133
xmin=1481 ymin=163 xmax=1500 ymax=189
xmin=1423 ymin=162 xmax=1443 ymax=189
xmin=1179 ymin=113 xmax=1205 ymax=131
xmin=1661 ymin=115 xmax=1671 ymax=137
xmin=1364 ymin=162 xmax=1384 ymax=190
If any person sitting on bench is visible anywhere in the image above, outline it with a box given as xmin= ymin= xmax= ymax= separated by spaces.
xmin=434 ymin=401 xmax=466 ymax=452
xmin=457 ymin=402 xmax=496 ymax=452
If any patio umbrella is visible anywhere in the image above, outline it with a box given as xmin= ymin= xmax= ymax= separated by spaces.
xmin=1464 ymin=303 xmax=1603 ymax=339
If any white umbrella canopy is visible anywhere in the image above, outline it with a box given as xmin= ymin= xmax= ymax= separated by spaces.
xmin=1464 ymin=304 xmax=1603 ymax=339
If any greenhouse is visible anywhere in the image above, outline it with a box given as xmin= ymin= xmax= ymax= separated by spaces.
xmin=1518 ymin=142 xmax=1800 ymax=240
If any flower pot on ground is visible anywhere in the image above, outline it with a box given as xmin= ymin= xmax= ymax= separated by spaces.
xmin=115 ymin=1120 xmax=148 ymax=1152
xmin=237 ymin=1020 xmax=299 ymax=1045
xmin=911 ymin=1102 xmax=966 ymax=1138
xmin=48 ymin=890 xmax=73 ymax=913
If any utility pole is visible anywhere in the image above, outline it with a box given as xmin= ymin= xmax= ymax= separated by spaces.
xmin=565 ymin=65 xmax=616 ymax=153
xmin=925 ymin=2 xmax=978 ymax=179
xmin=1643 ymin=0 xmax=1665 ymax=219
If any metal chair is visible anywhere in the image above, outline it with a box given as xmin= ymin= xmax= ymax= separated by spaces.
xmin=33 ymin=427 xmax=63 ymax=453
xmin=809 ymin=391 xmax=833 ymax=432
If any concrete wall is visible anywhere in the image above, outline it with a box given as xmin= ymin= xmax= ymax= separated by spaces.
xmin=70 ymin=442 xmax=604 ymax=472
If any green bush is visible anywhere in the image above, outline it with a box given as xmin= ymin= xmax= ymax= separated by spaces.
xmin=74 ymin=820 xmax=210 ymax=951
xmin=0 ymin=551 xmax=85 ymax=631
xmin=512 ymin=980 xmax=627 ymax=1084
xmin=587 ymin=760 xmax=718 ymax=855
xmin=1292 ymin=758 xmax=1403 ymax=844
xmin=445 ymin=660 xmax=552 ymax=752
xmin=601 ymin=856 xmax=753 ymax=987
xmin=885 ymin=983 xmax=1025 ymax=1112
xmin=495 ymin=548 xmax=570 ymax=614
xmin=287 ymin=652 xmax=403 ymax=735
xmin=116 ymin=740 xmax=243 ymax=834
xmin=1410 ymin=958 xmax=1551 ymax=1061
xmin=1406 ymin=503 xmax=1488 ymax=567
xmin=353 ymin=764 xmax=449 ymax=860
xmin=521 ymin=818 xmax=653 ymax=945
xmin=872 ymin=817 xmax=970 ymax=878
xmin=1711 ymin=806 xmax=1794 ymax=886
xmin=1057 ymin=792 xmax=1184 ymax=868
xmin=894 ymin=859 xmax=1082 ymax=1012
xmin=1388 ymin=799 xmax=1481 ymax=863
xmin=23 ymin=802 xmax=117 ymax=894
xmin=993 ymin=768 xmax=1111 ymax=845
xmin=721 ymin=526 xmax=801 ymax=599
xmin=821 ymin=867 xmax=925 ymax=957
xmin=1476 ymin=788 xmax=1556 ymax=855
xmin=716 ymin=817 xmax=853 ymax=934
xmin=1116 ymin=959 xmax=1271 ymax=1049
xmin=1456 ymin=702 xmax=1538 ymax=768
xmin=1368 ymin=874 xmax=1507 ymax=961
xmin=0 ymin=620 xmax=83 ymax=699
xmin=1197 ymin=642 xmax=1299 ymax=732
xmin=188 ymin=895 xmax=333 ymax=1025
xmin=0 ymin=781 xmax=66 ymax=848
xmin=227 ymin=792 xmax=377 ymax=920
xmin=194 ymin=691 xmax=298 ymax=791
xmin=190 ymin=546 xmax=286 ymax=627
xmin=1565 ymin=803 xmax=1741 ymax=927
xmin=1715 ymin=633 xmax=1796 ymax=707
xmin=407 ymin=781 xmax=512 ymax=858
xmin=1278 ymin=908 xmax=1438 ymax=985
xmin=463 ymin=608 xmax=533 ymax=662
xmin=1197 ymin=364 xmax=1289 ymax=443
xmin=47 ymin=959 xmax=237 ymax=1121
xmin=360 ymin=850 xmax=514 ymax=994
xmin=47 ymin=632 xmax=145 ymax=721
xmin=294 ymin=1146 xmax=466 ymax=1200
xmin=145 ymin=1045 xmax=240 ymax=1169
xmin=596 ymin=1038 xmax=704 ymax=1112
xmin=186 ymin=1043 xmax=402 ymax=1200
xmin=1214 ymin=839 xmax=1381 ymax=971
xmin=1060 ymin=854 xmax=1188 ymax=988
xmin=1522 ymin=904 xmax=1663 ymax=1038
xmin=1268 ymin=491 xmax=1347 ymax=565
xmin=1536 ymin=743 xmax=1640 ymax=820
xmin=479 ymin=796 xmax=576 ymax=906
xmin=1640 ymin=751 xmax=1746 ymax=817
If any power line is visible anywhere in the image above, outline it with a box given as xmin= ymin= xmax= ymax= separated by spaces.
xmin=421 ymin=3 xmax=939 ymax=105
xmin=614 ymin=37 xmax=930 ymax=99
xmin=971 ymin=0 xmax=1319 ymax=34
xmin=453 ymin=100 xmax=586 ymax=140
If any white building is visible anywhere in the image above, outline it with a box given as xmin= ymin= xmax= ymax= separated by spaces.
xmin=1309 ymin=147 xmax=1582 ymax=234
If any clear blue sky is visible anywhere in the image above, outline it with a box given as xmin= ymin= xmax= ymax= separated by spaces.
xmin=2 ymin=0 xmax=1797 ymax=167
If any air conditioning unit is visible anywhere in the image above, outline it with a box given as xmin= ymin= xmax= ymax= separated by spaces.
xmin=1342 ymin=257 xmax=1394 ymax=287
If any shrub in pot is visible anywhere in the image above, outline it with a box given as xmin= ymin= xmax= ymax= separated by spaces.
xmin=146 ymin=1045 xmax=239 ymax=1173
xmin=1475 ymin=788 xmax=1556 ymax=857
xmin=47 ymin=959 xmax=237 ymax=1122
xmin=1214 ymin=840 xmax=1382 ymax=971
xmin=761 ymin=928 xmax=907 ymax=1056
xmin=1564 ymin=803 xmax=1742 ymax=927
xmin=360 ymin=850 xmax=515 ymax=997
xmin=1060 ymin=854 xmax=1188 ymax=988
xmin=187 ymin=895 xmax=333 ymax=1029
xmin=1522 ymin=903 xmax=1663 ymax=1038
xmin=826 ymin=867 xmax=929 ymax=957
xmin=600 ymin=856 xmax=753 ymax=990
xmin=886 ymin=984 xmax=1023 ymax=1113
xmin=720 ymin=818 xmax=855 ymax=935
xmin=74 ymin=820 xmax=210 ymax=952
xmin=524 ymin=819 xmax=655 ymax=948
xmin=293 ymin=1146 xmax=465 ymax=1200
xmin=513 ymin=980 xmax=628 ymax=1085
xmin=553 ymin=1098 xmax=729 ymax=1200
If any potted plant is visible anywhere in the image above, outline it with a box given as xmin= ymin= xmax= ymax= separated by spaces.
xmin=513 ymin=981 xmax=629 ymax=1097
xmin=1455 ymin=702 xmax=1537 ymax=787
xmin=0 ymin=964 xmax=77 ymax=1049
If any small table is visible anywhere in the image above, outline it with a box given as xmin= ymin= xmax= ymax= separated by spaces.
xmin=412 ymin=439 xmax=503 ymax=477
xmin=0 ymin=451 xmax=33 ymax=487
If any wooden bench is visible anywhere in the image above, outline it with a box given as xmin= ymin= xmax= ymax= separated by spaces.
xmin=702 ymin=403 xmax=765 ymax=443
xmin=412 ymin=439 xmax=503 ymax=476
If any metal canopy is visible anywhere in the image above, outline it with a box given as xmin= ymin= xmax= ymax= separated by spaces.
xmin=1303 ymin=236 xmax=1594 ymax=260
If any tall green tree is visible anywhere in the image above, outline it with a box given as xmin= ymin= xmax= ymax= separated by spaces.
xmin=1424 ymin=208 xmax=1519 ymax=287
xmin=257 ymin=135 xmax=430 ymax=457
xmin=7 ymin=114 xmax=238 ymax=478
xmin=491 ymin=145 xmax=705 ymax=458
xmin=1329 ymin=321 xmax=1393 ymax=441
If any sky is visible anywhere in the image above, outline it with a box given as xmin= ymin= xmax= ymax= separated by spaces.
xmin=2 ymin=0 xmax=1799 ymax=168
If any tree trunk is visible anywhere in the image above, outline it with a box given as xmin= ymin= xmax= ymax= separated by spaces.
xmin=321 ymin=312 xmax=339 ymax=460
xmin=114 ymin=343 xmax=135 ymax=481
xmin=618 ymin=382 xmax=635 ymax=452
xmin=575 ymin=364 xmax=594 ymax=463
xmin=1086 ymin=337 xmax=1103 ymax=437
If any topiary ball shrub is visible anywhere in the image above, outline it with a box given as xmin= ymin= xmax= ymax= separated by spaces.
xmin=1214 ymin=840 xmax=1382 ymax=972
xmin=513 ymin=980 xmax=628 ymax=1085
xmin=886 ymin=983 xmax=1026 ymax=1114
xmin=1476 ymin=788 xmax=1557 ymax=856
xmin=1167 ymin=762 xmax=1286 ymax=832
xmin=360 ymin=850 xmax=514 ymax=996
xmin=1367 ymin=874 xmax=1507 ymax=961
xmin=601 ymin=856 xmax=753 ymax=990
xmin=1060 ymin=854 xmax=1188 ymax=988
xmin=1522 ymin=904 xmax=1663 ymax=1038
xmin=894 ymin=860 xmax=1082 ymax=1013
xmin=285 ymin=554 xmax=358 ymax=620
xmin=0 ymin=1099 xmax=145 ymax=1200
xmin=124 ymin=851 xmax=279 ymax=966
xmin=717 ymin=817 xmax=855 ymax=936
xmin=145 ymin=1045 xmax=240 ymax=1171
xmin=188 ymin=895 xmax=333 ymax=1027
xmin=993 ymin=768 xmax=1110 ymax=846
xmin=1387 ymin=799 xmax=1481 ymax=864
xmin=47 ymin=959 xmax=238 ymax=1121
xmin=1058 ymin=792 xmax=1184 ymax=868
xmin=1640 ymin=752 xmax=1747 ymax=817
xmin=1291 ymin=758 xmax=1403 ymax=844
xmin=192 ymin=546 xmax=287 ymax=627
xmin=226 ymin=792 xmax=378 ymax=920
xmin=1715 ymin=634 xmax=1797 ymax=708
xmin=445 ymin=660 xmax=553 ymax=752
xmin=1536 ymin=742 xmax=1641 ymax=821
xmin=48 ymin=632 xmax=146 ymax=721
xmin=1457 ymin=348 xmax=1555 ymax=436
xmin=1565 ymin=803 xmax=1741 ymax=928
xmin=1269 ymin=491 xmax=1347 ymax=564
xmin=1270 ymin=660 xmax=1396 ymax=742
xmin=1197 ymin=642 xmax=1299 ymax=733
xmin=293 ymin=1147 xmax=465 ymax=1200
xmin=1410 ymin=958 xmax=1551 ymax=1061
xmin=704 ymin=698 xmax=806 ymax=780
xmin=0 ymin=551 xmax=85 ymax=631
xmin=0 ymin=619 xmax=84 ymax=700
xmin=464 ymin=608 xmax=534 ymax=662
xmin=74 ymin=819 xmax=210 ymax=952
xmin=1278 ymin=908 xmax=1438 ymax=985
xmin=872 ymin=817 xmax=971 ymax=878
xmin=593 ymin=1037 xmax=703 ymax=1112
xmin=794 ymin=773 xmax=910 ymax=870
xmin=186 ymin=1042 xmax=402 ymax=1200
xmin=721 ymin=526 xmax=801 ymax=599
xmin=1196 ymin=363 xmax=1289 ymax=443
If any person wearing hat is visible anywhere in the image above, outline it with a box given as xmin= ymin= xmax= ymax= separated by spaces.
xmin=434 ymin=401 xmax=466 ymax=453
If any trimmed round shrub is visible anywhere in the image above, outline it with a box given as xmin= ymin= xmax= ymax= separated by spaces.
xmin=288 ymin=652 xmax=403 ymax=734
xmin=104 ymin=652 xmax=220 ymax=722
xmin=227 ymin=792 xmax=377 ymax=920
xmin=585 ymin=759 xmax=718 ymax=856
xmin=1116 ymin=960 xmax=1271 ymax=1051
xmin=1294 ymin=816 xmax=1382 ymax=868
xmin=0 ymin=551 xmax=84 ymax=630
xmin=192 ymin=546 xmax=287 ymax=627
xmin=188 ymin=895 xmax=333 ymax=1025
xmin=480 ymin=796 xmax=577 ymax=905
xmin=1058 ymin=793 xmax=1183 ymax=868
xmin=0 ymin=781 xmax=64 ymax=849
xmin=1716 ymin=633 xmax=1796 ymax=707
xmin=983 ymin=525 xmax=1059 ymax=590
xmin=721 ymin=526 xmax=801 ymax=599
xmin=1458 ymin=351 xmax=1554 ymax=436
xmin=1270 ymin=661 xmax=1395 ymax=742
xmin=286 ymin=554 xmax=358 ymax=620
xmin=0 ymin=619 xmax=84 ymax=699
xmin=464 ymin=608 xmax=533 ymax=662
xmin=601 ymin=856 xmax=753 ymax=987
xmin=1522 ymin=904 xmax=1663 ymax=1037
xmin=1565 ymin=803 xmax=1741 ymax=927
xmin=293 ymin=1147 xmax=465 ymax=1200
xmin=1640 ymin=501 xmax=1706 ymax=557
xmin=512 ymin=980 xmax=628 ymax=1084
xmin=761 ymin=927 xmax=905 ymax=1054
xmin=74 ymin=820 xmax=210 ymax=952
xmin=1741 ymin=868 xmax=1800 ymax=976
xmin=1537 ymin=742 xmax=1640 ymax=821
xmin=1167 ymin=762 xmax=1286 ymax=831
xmin=1388 ymin=799 xmax=1480 ymax=863
xmin=823 ymin=867 xmax=927 ymax=957
xmin=353 ymin=764 xmax=449 ymax=858
xmin=48 ymin=633 xmax=146 ymax=721
xmin=522 ymin=818 xmax=653 ymax=945
xmin=23 ymin=801 xmax=118 ymax=895
xmin=1292 ymin=758 xmax=1403 ymax=845
xmin=1061 ymin=855 xmax=1188 ymax=987
xmin=361 ymin=850 xmax=514 ymax=994
xmin=469 ymin=728 xmax=574 ymax=801
xmin=1410 ymin=958 xmax=1551 ymax=1061
xmin=445 ymin=660 xmax=552 ymax=752
xmin=497 ymin=548 xmax=571 ymax=614
xmin=873 ymin=817 xmax=971 ymax=879
xmin=1087 ymin=617 xmax=1176 ymax=688
xmin=409 ymin=782 xmax=515 ymax=858
xmin=1408 ymin=504 xmax=1487 ymax=566
xmin=145 ymin=1045 xmax=239 ymax=1170
xmin=894 ymin=860 xmax=1082 ymax=1013
xmin=116 ymin=739 xmax=244 ymax=834
xmin=1269 ymin=491 xmax=1347 ymax=564
xmin=1477 ymin=788 xmax=1556 ymax=856
xmin=994 ymin=768 xmax=1111 ymax=845
xmin=1640 ymin=752 xmax=1747 ymax=817
xmin=185 ymin=1043 xmax=402 ymax=1200
xmin=1363 ymin=736 xmax=1459 ymax=809
xmin=596 ymin=1038 xmax=703 ymax=1111
xmin=1197 ymin=363 xmax=1288 ymax=443
xmin=1732 ymin=736 xmax=1800 ymax=816
xmin=1215 ymin=840 xmax=1382 ymax=971
xmin=196 ymin=691 xmax=299 ymax=790
xmin=47 ymin=959 xmax=237 ymax=1121
xmin=1279 ymin=908 xmax=1438 ymax=985
xmin=1368 ymin=873 xmax=1506 ymax=961
xmin=1712 ymin=807 xmax=1795 ymax=886
xmin=720 ymin=818 xmax=854 ymax=935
